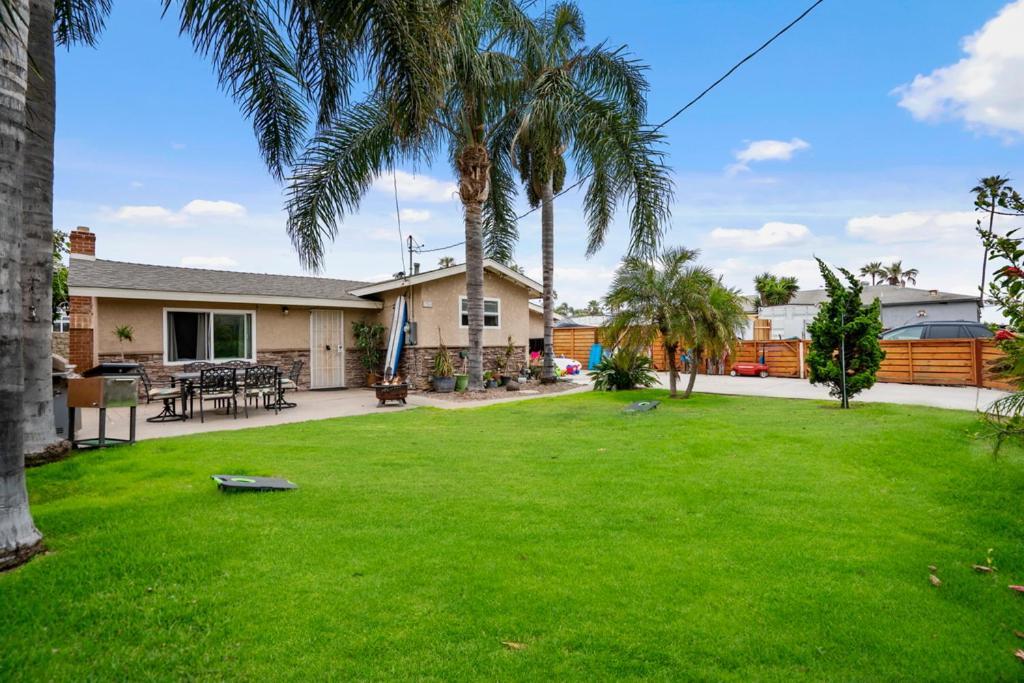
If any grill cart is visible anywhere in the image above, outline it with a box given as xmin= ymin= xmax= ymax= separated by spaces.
xmin=67 ymin=362 xmax=140 ymax=449
xmin=730 ymin=362 xmax=769 ymax=378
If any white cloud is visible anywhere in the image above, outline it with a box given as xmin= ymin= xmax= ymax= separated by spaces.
xmin=894 ymin=1 xmax=1024 ymax=137
xmin=180 ymin=256 xmax=239 ymax=269
xmin=708 ymin=221 xmax=812 ymax=248
xmin=728 ymin=138 xmax=810 ymax=174
xmin=397 ymin=208 xmax=431 ymax=223
xmin=373 ymin=170 xmax=458 ymax=203
xmin=109 ymin=199 xmax=247 ymax=225
xmin=845 ymin=210 xmax=977 ymax=244
xmin=181 ymin=199 xmax=247 ymax=218
xmin=112 ymin=205 xmax=177 ymax=222
xmin=130 ymin=181 xmax=144 ymax=188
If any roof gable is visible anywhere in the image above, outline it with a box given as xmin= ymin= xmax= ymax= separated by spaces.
xmin=349 ymin=259 xmax=543 ymax=297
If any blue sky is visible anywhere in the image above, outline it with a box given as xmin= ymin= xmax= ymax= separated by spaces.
xmin=55 ymin=1 xmax=1023 ymax=317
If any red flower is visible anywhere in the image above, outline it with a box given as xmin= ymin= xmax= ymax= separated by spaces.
xmin=995 ymin=329 xmax=1016 ymax=341
xmin=1003 ymin=266 xmax=1024 ymax=278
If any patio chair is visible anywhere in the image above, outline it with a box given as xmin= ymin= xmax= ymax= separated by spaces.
xmin=219 ymin=360 xmax=252 ymax=369
xmin=183 ymin=361 xmax=215 ymax=372
xmin=279 ymin=359 xmax=303 ymax=393
xmin=242 ymin=365 xmax=280 ymax=417
xmin=196 ymin=367 xmax=238 ymax=423
xmin=135 ymin=366 xmax=185 ymax=422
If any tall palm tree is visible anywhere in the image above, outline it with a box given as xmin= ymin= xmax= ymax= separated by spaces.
xmin=859 ymin=261 xmax=884 ymax=286
xmin=973 ymin=176 xmax=1024 ymax=316
xmin=287 ymin=0 xmax=534 ymax=391
xmin=495 ymin=2 xmax=671 ymax=383
xmin=753 ymin=272 xmax=799 ymax=307
xmin=604 ymin=247 xmax=714 ymax=398
xmin=883 ymin=261 xmax=918 ymax=287
xmin=0 ymin=0 xmax=43 ymax=570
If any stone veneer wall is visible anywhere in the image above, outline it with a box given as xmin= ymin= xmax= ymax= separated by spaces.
xmin=398 ymin=346 xmax=526 ymax=390
xmin=98 ymin=349 xmax=312 ymax=392
xmin=52 ymin=331 xmax=69 ymax=359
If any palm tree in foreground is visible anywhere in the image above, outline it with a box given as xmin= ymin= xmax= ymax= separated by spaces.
xmin=859 ymin=261 xmax=884 ymax=286
xmin=287 ymin=0 xmax=532 ymax=391
xmin=882 ymin=261 xmax=918 ymax=287
xmin=604 ymin=247 xmax=743 ymax=399
xmin=494 ymin=1 xmax=671 ymax=383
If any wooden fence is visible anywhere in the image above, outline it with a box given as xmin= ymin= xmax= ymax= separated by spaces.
xmin=551 ymin=326 xmax=1015 ymax=391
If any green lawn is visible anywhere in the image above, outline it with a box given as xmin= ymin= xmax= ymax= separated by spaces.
xmin=3 ymin=391 xmax=1024 ymax=680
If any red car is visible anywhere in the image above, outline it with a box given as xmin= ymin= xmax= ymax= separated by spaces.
xmin=730 ymin=362 xmax=769 ymax=378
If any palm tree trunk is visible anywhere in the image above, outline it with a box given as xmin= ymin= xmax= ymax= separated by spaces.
xmin=666 ymin=342 xmax=680 ymax=398
xmin=540 ymin=176 xmax=555 ymax=384
xmin=456 ymin=143 xmax=490 ymax=392
xmin=682 ymin=350 xmax=700 ymax=399
xmin=1 ymin=0 xmax=44 ymax=571
xmin=22 ymin=0 xmax=61 ymax=461
xmin=980 ymin=199 xmax=996 ymax=319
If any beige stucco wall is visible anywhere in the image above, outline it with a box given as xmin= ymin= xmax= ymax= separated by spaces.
xmin=95 ymin=297 xmax=367 ymax=356
xmin=529 ymin=309 xmax=545 ymax=339
xmin=375 ymin=271 xmax=532 ymax=349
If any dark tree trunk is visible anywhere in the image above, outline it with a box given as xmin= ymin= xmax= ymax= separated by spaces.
xmin=683 ymin=350 xmax=700 ymax=399
xmin=540 ymin=176 xmax=555 ymax=383
xmin=665 ymin=341 xmax=678 ymax=398
xmin=22 ymin=0 xmax=61 ymax=460
xmin=1 ymin=0 xmax=44 ymax=571
xmin=456 ymin=143 xmax=490 ymax=392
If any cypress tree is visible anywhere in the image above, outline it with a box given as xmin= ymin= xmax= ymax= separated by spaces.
xmin=806 ymin=258 xmax=885 ymax=408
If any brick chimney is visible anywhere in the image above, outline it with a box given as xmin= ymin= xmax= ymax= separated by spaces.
xmin=69 ymin=226 xmax=96 ymax=258
xmin=68 ymin=227 xmax=96 ymax=370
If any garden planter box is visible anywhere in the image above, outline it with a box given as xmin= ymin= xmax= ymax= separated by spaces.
xmin=373 ymin=383 xmax=408 ymax=406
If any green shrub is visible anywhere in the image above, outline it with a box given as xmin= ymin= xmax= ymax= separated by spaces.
xmin=589 ymin=347 xmax=660 ymax=391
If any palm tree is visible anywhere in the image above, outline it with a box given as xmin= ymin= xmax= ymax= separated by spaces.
xmin=438 ymin=256 xmax=456 ymax=268
xmin=753 ymin=272 xmax=799 ymax=307
xmin=883 ymin=261 xmax=918 ymax=287
xmin=973 ymin=176 xmax=1024 ymax=316
xmin=494 ymin=2 xmax=671 ymax=383
xmin=0 ymin=0 xmax=43 ymax=570
xmin=604 ymin=247 xmax=714 ymax=398
xmin=287 ymin=0 xmax=534 ymax=391
xmin=859 ymin=261 xmax=884 ymax=286
xmin=682 ymin=280 xmax=748 ymax=398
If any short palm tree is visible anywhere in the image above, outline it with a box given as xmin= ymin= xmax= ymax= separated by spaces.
xmin=438 ymin=256 xmax=456 ymax=268
xmin=493 ymin=2 xmax=671 ymax=383
xmin=883 ymin=261 xmax=918 ymax=287
xmin=604 ymin=247 xmax=714 ymax=398
xmin=859 ymin=261 xmax=885 ymax=286
xmin=682 ymin=280 xmax=748 ymax=398
xmin=753 ymin=272 xmax=799 ymax=307
xmin=287 ymin=0 xmax=535 ymax=391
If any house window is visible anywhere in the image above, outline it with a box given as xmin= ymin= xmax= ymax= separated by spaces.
xmin=165 ymin=310 xmax=254 ymax=363
xmin=459 ymin=297 xmax=500 ymax=328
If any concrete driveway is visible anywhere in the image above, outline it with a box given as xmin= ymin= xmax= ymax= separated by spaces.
xmin=657 ymin=372 xmax=1010 ymax=412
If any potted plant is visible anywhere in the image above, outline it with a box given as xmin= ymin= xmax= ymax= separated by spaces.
xmin=432 ymin=339 xmax=456 ymax=393
xmin=113 ymin=324 xmax=134 ymax=360
xmin=497 ymin=335 xmax=518 ymax=384
xmin=352 ymin=320 xmax=386 ymax=385
xmin=454 ymin=350 xmax=469 ymax=391
xmin=483 ymin=370 xmax=498 ymax=389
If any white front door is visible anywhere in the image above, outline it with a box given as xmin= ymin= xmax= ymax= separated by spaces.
xmin=309 ymin=310 xmax=345 ymax=389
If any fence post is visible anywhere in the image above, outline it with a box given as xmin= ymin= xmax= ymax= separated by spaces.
xmin=799 ymin=339 xmax=805 ymax=379
xmin=907 ymin=341 xmax=914 ymax=383
xmin=973 ymin=338 xmax=983 ymax=387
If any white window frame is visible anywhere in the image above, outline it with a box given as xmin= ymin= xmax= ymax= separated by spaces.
xmin=459 ymin=296 xmax=501 ymax=329
xmin=162 ymin=307 xmax=257 ymax=365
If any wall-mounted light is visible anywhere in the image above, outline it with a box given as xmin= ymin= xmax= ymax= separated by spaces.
xmin=282 ymin=306 xmax=290 ymax=316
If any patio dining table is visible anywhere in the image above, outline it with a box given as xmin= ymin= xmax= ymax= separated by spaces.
xmin=169 ymin=368 xmax=294 ymax=419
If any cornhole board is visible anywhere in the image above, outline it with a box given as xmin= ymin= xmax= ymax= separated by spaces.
xmin=384 ymin=295 xmax=407 ymax=380
xmin=211 ymin=475 xmax=297 ymax=492
xmin=623 ymin=400 xmax=660 ymax=413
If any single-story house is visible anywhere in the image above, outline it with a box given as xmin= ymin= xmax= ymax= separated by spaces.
xmin=750 ymin=285 xmax=981 ymax=339
xmin=67 ymin=227 xmax=544 ymax=389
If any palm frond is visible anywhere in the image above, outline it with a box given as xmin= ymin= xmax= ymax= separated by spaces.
xmin=285 ymin=100 xmax=398 ymax=270
xmin=54 ymin=0 xmax=110 ymax=47
xmin=166 ymin=0 xmax=308 ymax=179
xmin=0 ymin=0 xmax=26 ymax=48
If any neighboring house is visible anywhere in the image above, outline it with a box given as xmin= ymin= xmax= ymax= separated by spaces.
xmin=750 ymin=285 xmax=981 ymax=339
xmin=66 ymin=227 xmax=542 ymax=389
xmin=527 ymin=303 xmax=563 ymax=353
xmin=554 ymin=315 xmax=609 ymax=329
